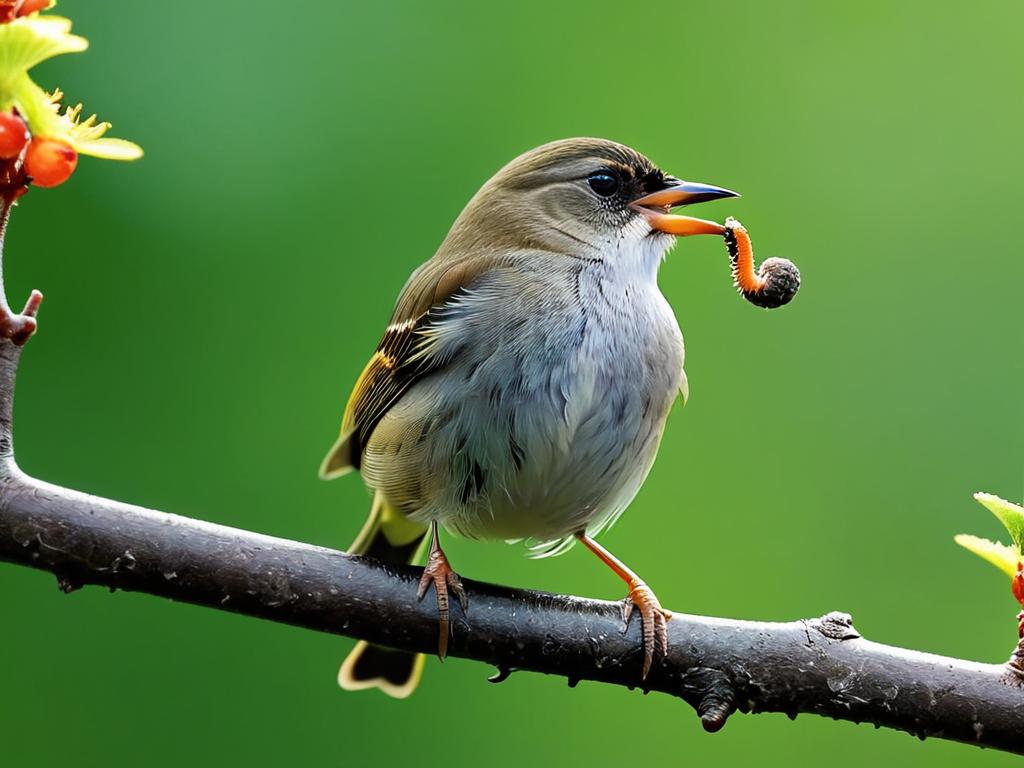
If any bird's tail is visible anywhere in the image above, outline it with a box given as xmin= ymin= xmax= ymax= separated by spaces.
xmin=338 ymin=493 xmax=428 ymax=699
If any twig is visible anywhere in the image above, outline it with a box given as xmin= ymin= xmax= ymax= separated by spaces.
xmin=0 ymin=213 xmax=1022 ymax=754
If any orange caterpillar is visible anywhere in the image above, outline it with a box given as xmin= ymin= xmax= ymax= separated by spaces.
xmin=722 ymin=217 xmax=800 ymax=309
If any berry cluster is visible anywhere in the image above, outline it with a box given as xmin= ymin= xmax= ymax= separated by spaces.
xmin=0 ymin=109 xmax=76 ymax=194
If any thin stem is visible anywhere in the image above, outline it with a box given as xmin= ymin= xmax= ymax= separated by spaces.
xmin=0 ymin=194 xmax=42 ymax=345
xmin=0 ymin=194 xmax=14 ymax=316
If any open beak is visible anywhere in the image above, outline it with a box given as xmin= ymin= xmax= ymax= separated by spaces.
xmin=631 ymin=177 xmax=739 ymax=237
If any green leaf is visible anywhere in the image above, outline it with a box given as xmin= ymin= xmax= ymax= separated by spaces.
xmin=0 ymin=16 xmax=86 ymax=85
xmin=954 ymin=533 xmax=1019 ymax=578
xmin=975 ymin=492 xmax=1024 ymax=550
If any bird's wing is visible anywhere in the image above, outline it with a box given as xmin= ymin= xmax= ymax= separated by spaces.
xmin=319 ymin=254 xmax=504 ymax=479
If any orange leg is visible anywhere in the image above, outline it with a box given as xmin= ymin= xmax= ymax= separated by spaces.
xmin=576 ymin=533 xmax=672 ymax=680
xmin=417 ymin=520 xmax=468 ymax=661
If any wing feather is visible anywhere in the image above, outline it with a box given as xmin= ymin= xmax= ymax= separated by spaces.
xmin=319 ymin=254 xmax=504 ymax=479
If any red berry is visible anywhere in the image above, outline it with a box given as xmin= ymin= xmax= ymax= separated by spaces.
xmin=0 ymin=111 xmax=28 ymax=159
xmin=25 ymin=138 xmax=77 ymax=188
xmin=17 ymin=0 xmax=50 ymax=15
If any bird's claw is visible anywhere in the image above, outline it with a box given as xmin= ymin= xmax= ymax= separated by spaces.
xmin=621 ymin=583 xmax=672 ymax=680
xmin=416 ymin=544 xmax=467 ymax=660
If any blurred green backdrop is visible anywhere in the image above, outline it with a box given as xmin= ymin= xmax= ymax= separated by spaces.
xmin=1 ymin=1 xmax=1022 ymax=765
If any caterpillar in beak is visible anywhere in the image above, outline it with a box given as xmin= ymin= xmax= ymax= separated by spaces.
xmin=722 ymin=217 xmax=800 ymax=309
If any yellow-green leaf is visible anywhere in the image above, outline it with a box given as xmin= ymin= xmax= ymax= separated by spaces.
xmin=0 ymin=16 xmax=85 ymax=90
xmin=954 ymin=533 xmax=1020 ymax=579
xmin=72 ymin=136 xmax=142 ymax=161
xmin=975 ymin=492 xmax=1024 ymax=550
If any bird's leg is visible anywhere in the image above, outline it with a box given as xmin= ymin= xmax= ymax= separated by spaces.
xmin=576 ymin=533 xmax=671 ymax=680
xmin=416 ymin=520 xmax=468 ymax=661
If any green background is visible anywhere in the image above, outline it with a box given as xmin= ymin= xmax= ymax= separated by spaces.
xmin=2 ymin=1 xmax=1022 ymax=765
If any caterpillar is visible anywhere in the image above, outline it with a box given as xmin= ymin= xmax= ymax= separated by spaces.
xmin=722 ymin=217 xmax=800 ymax=309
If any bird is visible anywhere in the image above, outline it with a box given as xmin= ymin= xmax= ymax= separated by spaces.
xmin=320 ymin=137 xmax=738 ymax=698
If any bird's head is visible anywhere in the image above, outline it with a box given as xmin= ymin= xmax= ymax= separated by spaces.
xmin=441 ymin=137 xmax=737 ymax=262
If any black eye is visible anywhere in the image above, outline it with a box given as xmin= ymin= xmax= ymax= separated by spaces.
xmin=587 ymin=171 xmax=619 ymax=197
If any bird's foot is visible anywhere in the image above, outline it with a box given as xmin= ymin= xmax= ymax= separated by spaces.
xmin=621 ymin=582 xmax=672 ymax=680
xmin=416 ymin=524 xmax=468 ymax=661
xmin=574 ymin=532 xmax=672 ymax=681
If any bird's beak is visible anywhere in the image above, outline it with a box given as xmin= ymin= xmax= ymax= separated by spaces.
xmin=631 ymin=178 xmax=739 ymax=237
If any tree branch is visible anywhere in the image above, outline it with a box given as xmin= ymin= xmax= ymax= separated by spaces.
xmin=1 ymin=335 xmax=1023 ymax=754
xmin=1 ymin=185 xmax=1023 ymax=753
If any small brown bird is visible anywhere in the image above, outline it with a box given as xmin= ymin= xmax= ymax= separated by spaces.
xmin=321 ymin=138 xmax=738 ymax=697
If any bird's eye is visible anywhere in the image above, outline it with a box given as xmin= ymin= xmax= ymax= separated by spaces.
xmin=587 ymin=171 xmax=619 ymax=197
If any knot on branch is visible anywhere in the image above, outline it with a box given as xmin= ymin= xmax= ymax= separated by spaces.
xmin=0 ymin=289 xmax=42 ymax=346
xmin=680 ymin=667 xmax=737 ymax=733
xmin=1005 ymin=637 xmax=1024 ymax=686
xmin=810 ymin=611 xmax=860 ymax=641
xmin=487 ymin=666 xmax=516 ymax=684
xmin=54 ymin=569 xmax=82 ymax=594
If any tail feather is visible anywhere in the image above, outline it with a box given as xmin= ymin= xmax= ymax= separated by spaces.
xmin=338 ymin=492 xmax=428 ymax=698
xmin=338 ymin=641 xmax=426 ymax=699
xmin=351 ymin=497 xmax=425 ymax=565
